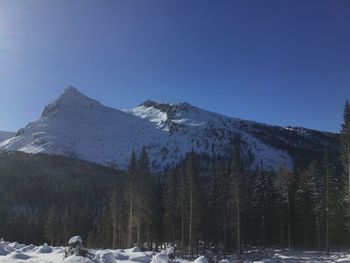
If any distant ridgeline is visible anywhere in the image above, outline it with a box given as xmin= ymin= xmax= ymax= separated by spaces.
xmin=0 ymin=87 xmax=340 ymax=172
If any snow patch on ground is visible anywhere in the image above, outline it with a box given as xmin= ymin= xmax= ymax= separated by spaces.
xmin=151 ymin=252 xmax=169 ymax=263
xmin=192 ymin=256 xmax=208 ymax=263
xmin=1 ymin=240 xmax=350 ymax=263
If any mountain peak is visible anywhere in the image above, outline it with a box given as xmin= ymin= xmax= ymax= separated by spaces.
xmin=60 ymin=86 xmax=91 ymax=100
xmin=0 ymin=87 xmax=338 ymax=172
xmin=41 ymin=87 xmax=101 ymax=118
xmin=62 ymin=86 xmax=80 ymax=95
xmin=57 ymin=86 xmax=100 ymax=105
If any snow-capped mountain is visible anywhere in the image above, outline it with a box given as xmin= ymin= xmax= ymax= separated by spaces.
xmin=0 ymin=87 xmax=338 ymax=171
xmin=0 ymin=131 xmax=15 ymax=143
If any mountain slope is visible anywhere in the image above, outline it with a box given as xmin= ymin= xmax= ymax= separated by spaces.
xmin=0 ymin=87 xmax=170 ymax=170
xmin=0 ymin=131 xmax=15 ymax=143
xmin=0 ymin=87 xmax=338 ymax=171
xmin=126 ymin=100 xmax=338 ymax=167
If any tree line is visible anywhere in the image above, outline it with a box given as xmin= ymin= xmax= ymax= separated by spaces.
xmin=0 ymin=100 xmax=350 ymax=260
xmin=76 ymin=99 xmax=350 ymax=259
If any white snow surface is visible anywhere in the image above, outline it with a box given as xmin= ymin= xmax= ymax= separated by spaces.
xmin=0 ymin=131 xmax=15 ymax=144
xmin=1 ymin=241 xmax=350 ymax=263
xmin=151 ymin=252 xmax=169 ymax=263
xmin=0 ymin=87 xmax=294 ymax=171
xmin=69 ymin=237 xmax=82 ymax=245
xmin=192 ymin=256 xmax=208 ymax=263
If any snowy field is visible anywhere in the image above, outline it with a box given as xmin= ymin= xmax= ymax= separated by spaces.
xmin=1 ymin=240 xmax=350 ymax=263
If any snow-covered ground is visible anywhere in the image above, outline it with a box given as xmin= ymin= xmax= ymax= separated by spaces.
xmin=0 ymin=241 xmax=157 ymax=263
xmin=1 ymin=241 xmax=350 ymax=263
xmin=234 ymin=248 xmax=350 ymax=262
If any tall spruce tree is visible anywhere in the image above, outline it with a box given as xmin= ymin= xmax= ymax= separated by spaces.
xmin=136 ymin=147 xmax=152 ymax=249
xmin=44 ymin=205 xmax=60 ymax=246
xmin=272 ymin=162 xmax=292 ymax=249
xmin=110 ymin=188 xmax=124 ymax=249
xmin=186 ymin=150 xmax=203 ymax=259
xmin=219 ymin=162 xmax=230 ymax=255
xmin=151 ymin=177 xmax=165 ymax=250
xmin=95 ymin=204 xmax=112 ymax=248
xmin=163 ymin=167 xmax=179 ymax=244
xmin=180 ymin=165 xmax=186 ymax=256
xmin=341 ymin=99 xmax=350 ymax=194
xmin=295 ymin=162 xmax=320 ymax=249
xmin=127 ymin=151 xmax=137 ymax=247
xmin=228 ymin=138 xmax=244 ymax=259
xmin=341 ymin=100 xmax=350 ymax=235
xmin=321 ymin=153 xmax=337 ymax=254
xmin=252 ymin=164 xmax=272 ymax=247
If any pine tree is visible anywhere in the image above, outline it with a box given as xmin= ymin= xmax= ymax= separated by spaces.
xmin=321 ymin=153 xmax=337 ymax=254
xmin=295 ymin=163 xmax=319 ymax=249
xmin=341 ymin=99 xmax=350 ymax=194
xmin=252 ymin=164 xmax=272 ymax=247
xmin=228 ymin=139 xmax=244 ymax=259
xmin=163 ymin=168 xmax=179 ymax=244
xmin=87 ymin=230 xmax=96 ymax=248
xmin=180 ymin=165 xmax=185 ymax=256
xmin=206 ymin=164 xmax=220 ymax=257
xmin=219 ymin=162 xmax=230 ymax=256
xmin=127 ymin=151 xmax=137 ymax=247
xmin=305 ymin=161 xmax=322 ymax=250
xmin=44 ymin=205 xmax=60 ymax=246
xmin=77 ymin=204 xmax=92 ymax=244
xmin=341 ymin=100 xmax=350 ymax=235
xmin=186 ymin=150 xmax=203 ymax=259
xmin=110 ymin=188 xmax=122 ymax=249
xmin=95 ymin=204 xmax=112 ymax=248
xmin=136 ymin=147 xmax=152 ymax=249
xmin=273 ymin=162 xmax=292 ymax=249
xmin=62 ymin=204 xmax=76 ymax=244
xmin=151 ymin=177 xmax=164 ymax=250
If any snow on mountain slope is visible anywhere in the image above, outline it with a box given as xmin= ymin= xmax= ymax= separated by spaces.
xmin=0 ymin=87 xmax=170 ymax=170
xmin=0 ymin=131 xmax=15 ymax=143
xmin=127 ymin=101 xmax=339 ymax=162
xmin=0 ymin=87 xmax=337 ymax=171
xmin=126 ymin=101 xmax=294 ymax=170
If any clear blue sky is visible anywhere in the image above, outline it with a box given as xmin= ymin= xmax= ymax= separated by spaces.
xmin=0 ymin=0 xmax=349 ymax=132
